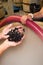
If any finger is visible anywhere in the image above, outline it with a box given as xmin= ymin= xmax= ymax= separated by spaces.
xmin=3 ymin=35 xmax=9 ymax=39
xmin=21 ymin=15 xmax=27 ymax=24
xmin=18 ymin=29 xmax=23 ymax=33
xmin=3 ymin=29 xmax=11 ymax=35
xmin=16 ymin=26 xmax=25 ymax=34
xmin=16 ymin=25 xmax=23 ymax=29
xmin=3 ymin=24 xmax=13 ymax=32
xmin=6 ymin=23 xmax=13 ymax=29
xmin=2 ymin=24 xmax=13 ymax=33
xmin=27 ymin=14 xmax=33 ymax=20
xmin=16 ymin=41 xmax=22 ymax=46
xmin=21 ymin=35 xmax=25 ymax=40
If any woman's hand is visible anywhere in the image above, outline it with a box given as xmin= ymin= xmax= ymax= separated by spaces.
xmin=3 ymin=35 xmax=25 ymax=47
xmin=0 ymin=24 xmax=13 ymax=39
xmin=4 ymin=25 xmax=25 ymax=47
xmin=0 ymin=25 xmax=25 ymax=55
xmin=32 ymin=7 xmax=43 ymax=18
xmin=21 ymin=15 xmax=32 ymax=24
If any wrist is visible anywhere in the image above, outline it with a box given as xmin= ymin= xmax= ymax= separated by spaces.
xmin=3 ymin=41 xmax=10 ymax=48
xmin=28 ymin=13 xmax=33 ymax=18
xmin=0 ymin=42 xmax=9 ymax=55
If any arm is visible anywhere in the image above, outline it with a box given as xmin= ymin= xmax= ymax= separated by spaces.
xmin=0 ymin=24 xmax=13 ymax=54
xmin=28 ymin=7 xmax=43 ymax=19
xmin=21 ymin=7 xmax=43 ymax=24
xmin=0 ymin=42 xmax=9 ymax=55
xmin=33 ymin=7 xmax=43 ymax=18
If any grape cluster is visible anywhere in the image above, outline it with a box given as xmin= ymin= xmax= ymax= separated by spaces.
xmin=7 ymin=28 xmax=24 ymax=42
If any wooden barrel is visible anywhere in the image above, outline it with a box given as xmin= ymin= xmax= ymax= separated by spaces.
xmin=13 ymin=0 xmax=23 ymax=12
xmin=13 ymin=0 xmax=22 ymax=7
xmin=23 ymin=0 xmax=39 ymax=13
xmin=23 ymin=0 xmax=30 ymax=13
xmin=0 ymin=1 xmax=5 ymax=19
xmin=40 ymin=0 xmax=43 ymax=7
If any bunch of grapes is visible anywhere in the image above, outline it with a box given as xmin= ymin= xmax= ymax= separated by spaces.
xmin=7 ymin=28 xmax=25 ymax=42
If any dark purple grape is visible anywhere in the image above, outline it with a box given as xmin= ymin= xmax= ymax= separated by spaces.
xmin=7 ymin=27 xmax=24 ymax=42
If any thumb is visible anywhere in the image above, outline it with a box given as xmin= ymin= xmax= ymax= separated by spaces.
xmin=3 ymin=35 xmax=9 ymax=39
xmin=6 ymin=24 xmax=13 ymax=29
